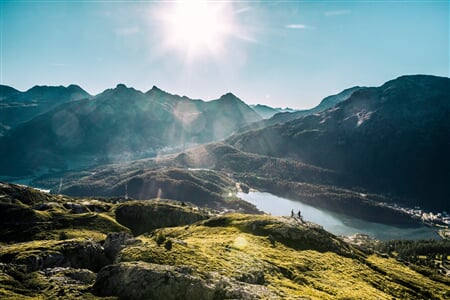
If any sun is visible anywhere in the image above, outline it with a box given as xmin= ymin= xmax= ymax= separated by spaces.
xmin=156 ymin=1 xmax=235 ymax=61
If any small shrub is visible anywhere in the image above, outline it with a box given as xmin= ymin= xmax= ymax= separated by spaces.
xmin=59 ymin=231 xmax=69 ymax=240
xmin=155 ymin=231 xmax=166 ymax=246
xmin=164 ymin=239 xmax=172 ymax=251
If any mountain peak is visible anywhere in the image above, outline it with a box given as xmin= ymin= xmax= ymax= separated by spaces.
xmin=222 ymin=92 xmax=237 ymax=98
xmin=66 ymin=84 xmax=90 ymax=97
xmin=219 ymin=92 xmax=241 ymax=102
xmin=146 ymin=85 xmax=171 ymax=96
xmin=97 ymin=83 xmax=141 ymax=98
xmin=67 ymin=84 xmax=82 ymax=89
xmin=115 ymin=83 xmax=128 ymax=89
xmin=382 ymin=74 xmax=450 ymax=90
xmin=25 ymin=84 xmax=88 ymax=94
xmin=27 ymin=85 xmax=50 ymax=92
xmin=23 ymin=85 xmax=90 ymax=100
xmin=0 ymin=85 xmax=21 ymax=99
xmin=150 ymin=85 xmax=162 ymax=92
xmin=111 ymin=83 xmax=141 ymax=94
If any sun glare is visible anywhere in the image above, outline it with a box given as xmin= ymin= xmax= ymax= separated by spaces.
xmin=156 ymin=1 xmax=235 ymax=60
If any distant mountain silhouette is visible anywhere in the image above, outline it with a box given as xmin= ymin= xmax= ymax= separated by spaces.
xmin=240 ymin=86 xmax=361 ymax=132
xmin=228 ymin=75 xmax=450 ymax=211
xmin=0 ymin=84 xmax=261 ymax=176
xmin=0 ymin=84 xmax=90 ymax=131
xmin=0 ymin=85 xmax=21 ymax=99
xmin=250 ymin=104 xmax=296 ymax=119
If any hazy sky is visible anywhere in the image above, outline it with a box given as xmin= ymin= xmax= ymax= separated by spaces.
xmin=1 ymin=0 xmax=448 ymax=109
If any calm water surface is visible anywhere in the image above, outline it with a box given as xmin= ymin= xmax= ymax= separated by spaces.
xmin=237 ymin=192 xmax=440 ymax=240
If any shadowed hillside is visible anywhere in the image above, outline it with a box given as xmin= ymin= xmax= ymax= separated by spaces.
xmin=0 ymin=84 xmax=90 ymax=132
xmin=0 ymin=85 xmax=261 ymax=177
xmin=240 ymin=86 xmax=362 ymax=132
xmin=33 ymin=143 xmax=420 ymax=225
xmin=33 ymin=165 xmax=260 ymax=214
xmin=228 ymin=75 xmax=450 ymax=211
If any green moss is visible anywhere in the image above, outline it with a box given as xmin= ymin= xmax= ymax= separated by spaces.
xmin=0 ymin=267 xmax=115 ymax=300
xmin=0 ymin=239 xmax=69 ymax=261
xmin=34 ymin=229 xmax=106 ymax=242
xmin=0 ymin=270 xmax=36 ymax=300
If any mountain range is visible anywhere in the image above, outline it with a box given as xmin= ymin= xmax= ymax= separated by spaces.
xmin=1 ymin=74 xmax=449 ymax=214
xmin=0 ymin=84 xmax=261 ymax=176
xmin=249 ymin=104 xmax=297 ymax=119
xmin=240 ymin=86 xmax=362 ymax=132
xmin=1 ymin=75 xmax=449 ymax=298
xmin=228 ymin=75 xmax=450 ymax=211
xmin=0 ymin=84 xmax=90 ymax=134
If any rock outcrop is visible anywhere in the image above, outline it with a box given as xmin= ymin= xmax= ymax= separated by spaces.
xmin=1 ymin=239 xmax=109 ymax=273
xmin=201 ymin=214 xmax=353 ymax=255
xmin=94 ymin=262 xmax=216 ymax=300
xmin=115 ymin=200 xmax=210 ymax=235
xmin=103 ymin=231 xmax=137 ymax=262
xmin=93 ymin=261 xmax=273 ymax=300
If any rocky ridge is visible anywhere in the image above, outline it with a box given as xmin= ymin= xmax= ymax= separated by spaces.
xmin=0 ymin=183 xmax=448 ymax=299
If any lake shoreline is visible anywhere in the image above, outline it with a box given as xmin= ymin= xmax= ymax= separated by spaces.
xmin=237 ymin=191 xmax=440 ymax=240
xmin=237 ymin=177 xmax=421 ymax=226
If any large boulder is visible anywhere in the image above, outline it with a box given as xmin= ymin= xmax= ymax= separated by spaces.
xmin=94 ymin=262 xmax=215 ymax=300
xmin=103 ymin=231 xmax=136 ymax=262
xmin=94 ymin=261 xmax=272 ymax=300
xmin=0 ymin=239 xmax=109 ymax=272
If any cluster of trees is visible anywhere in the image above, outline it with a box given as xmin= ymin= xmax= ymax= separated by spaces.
xmin=374 ymin=239 xmax=450 ymax=285
xmin=376 ymin=239 xmax=450 ymax=267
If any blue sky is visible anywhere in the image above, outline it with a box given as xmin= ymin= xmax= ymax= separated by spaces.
xmin=1 ymin=0 xmax=448 ymax=109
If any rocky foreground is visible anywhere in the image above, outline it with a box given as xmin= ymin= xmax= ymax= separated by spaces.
xmin=0 ymin=182 xmax=448 ymax=299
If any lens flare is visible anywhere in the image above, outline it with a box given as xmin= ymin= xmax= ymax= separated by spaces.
xmin=233 ymin=235 xmax=248 ymax=249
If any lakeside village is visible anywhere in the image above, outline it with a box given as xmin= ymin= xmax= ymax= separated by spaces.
xmin=379 ymin=201 xmax=450 ymax=239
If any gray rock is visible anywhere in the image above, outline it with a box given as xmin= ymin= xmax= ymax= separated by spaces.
xmin=60 ymin=240 xmax=108 ymax=271
xmin=94 ymin=261 xmax=275 ymax=299
xmin=13 ymin=251 xmax=65 ymax=273
xmin=94 ymin=261 xmax=216 ymax=300
xmin=103 ymin=231 xmax=136 ymax=262
xmin=10 ymin=240 xmax=108 ymax=272
xmin=41 ymin=267 xmax=96 ymax=285
xmin=62 ymin=202 xmax=90 ymax=214
xmin=33 ymin=202 xmax=63 ymax=211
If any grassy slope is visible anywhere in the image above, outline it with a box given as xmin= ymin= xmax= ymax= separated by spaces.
xmin=120 ymin=214 xmax=449 ymax=300
xmin=1 ymin=183 xmax=448 ymax=299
